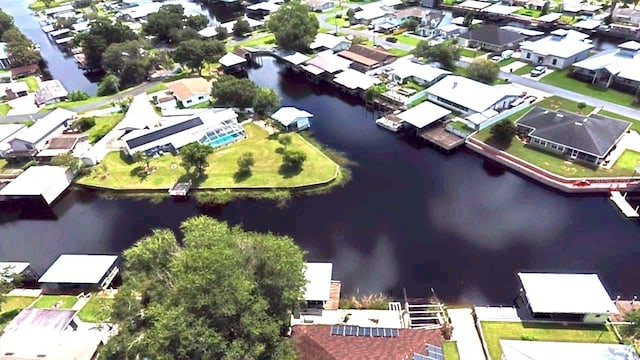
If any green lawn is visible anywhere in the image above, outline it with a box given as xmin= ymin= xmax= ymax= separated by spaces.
xmin=29 ymin=0 xmax=70 ymax=10
xmin=77 ymin=123 xmax=340 ymax=190
xmin=18 ymin=76 xmax=40 ymax=92
xmin=449 ymin=120 xmax=473 ymax=133
xmin=87 ymin=114 xmax=125 ymax=144
xmin=0 ymin=297 xmax=36 ymax=331
xmin=389 ymin=48 xmax=410 ymax=57
xmin=514 ymin=64 xmax=535 ymax=75
xmin=443 ymin=341 xmax=460 ymax=360
xmin=325 ymin=15 xmax=350 ymax=28
xmin=536 ymin=96 xmax=595 ymax=114
xmin=459 ymin=48 xmax=487 ymax=58
xmin=396 ymin=34 xmax=421 ymax=47
xmin=498 ymin=57 xmax=518 ymax=67
xmin=231 ymin=34 xmax=276 ymax=50
xmin=77 ymin=297 xmax=114 ymax=323
xmin=0 ymin=103 xmax=9 ymax=116
xmin=43 ymin=96 xmax=108 ymax=111
xmin=540 ymin=68 xmax=638 ymax=107
xmin=481 ymin=321 xmax=619 ymax=360
xmin=145 ymin=82 xmax=168 ymax=95
xmin=33 ymin=295 xmax=77 ymax=310
xmin=598 ymin=110 xmax=640 ymax=133
xmin=514 ymin=8 xmax=542 ymax=17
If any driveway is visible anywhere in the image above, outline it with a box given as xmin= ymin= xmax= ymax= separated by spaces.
xmin=448 ymin=308 xmax=486 ymax=360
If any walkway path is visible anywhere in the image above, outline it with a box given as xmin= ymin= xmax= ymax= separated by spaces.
xmin=448 ymin=308 xmax=486 ymax=360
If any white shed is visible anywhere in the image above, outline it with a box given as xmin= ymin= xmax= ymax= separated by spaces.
xmin=303 ymin=262 xmax=333 ymax=304
xmin=0 ymin=166 xmax=74 ymax=206
xmin=271 ymin=107 xmax=313 ymax=131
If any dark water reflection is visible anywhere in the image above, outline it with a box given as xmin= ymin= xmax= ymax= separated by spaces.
xmin=1 ymin=57 xmax=639 ymax=304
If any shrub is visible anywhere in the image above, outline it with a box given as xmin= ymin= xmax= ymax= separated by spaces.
xmin=67 ymin=90 xmax=90 ymax=102
xmin=338 ymin=293 xmax=390 ymax=310
xmin=71 ymin=116 xmax=96 ymax=132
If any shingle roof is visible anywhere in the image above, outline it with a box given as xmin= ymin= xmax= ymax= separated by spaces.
xmin=34 ymin=80 xmax=68 ymax=105
xmin=167 ymin=78 xmax=211 ymax=101
xmin=517 ymin=107 xmax=631 ymax=157
xmin=458 ymin=25 xmax=526 ymax=46
xmin=347 ymin=44 xmax=395 ymax=63
xmin=291 ymin=325 xmax=442 ymax=360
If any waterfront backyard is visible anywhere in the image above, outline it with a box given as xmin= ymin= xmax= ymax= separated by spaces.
xmin=77 ymin=123 xmax=340 ymax=190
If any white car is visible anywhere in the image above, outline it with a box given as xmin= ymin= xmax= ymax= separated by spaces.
xmin=530 ymin=66 xmax=547 ymax=77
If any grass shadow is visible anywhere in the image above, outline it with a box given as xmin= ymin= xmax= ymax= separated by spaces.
xmin=177 ymin=172 xmax=209 ymax=187
xmin=275 ymin=147 xmax=285 ymax=154
xmin=233 ymin=169 xmax=252 ymax=183
xmin=129 ymin=166 xmax=149 ymax=182
xmin=278 ymin=163 xmax=303 ymax=178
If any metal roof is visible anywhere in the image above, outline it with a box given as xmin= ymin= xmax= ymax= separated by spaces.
xmin=39 ymin=254 xmax=118 ymax=284
xmin=303 ymin=262 xmax=333 ymax=301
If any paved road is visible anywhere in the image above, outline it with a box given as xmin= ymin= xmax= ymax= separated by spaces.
xmin=448 ymin=308 xmax=486 ymax=360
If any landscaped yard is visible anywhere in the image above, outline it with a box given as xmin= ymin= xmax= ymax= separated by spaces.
xmin=0 ymin=103 xmax=9 ymax=116
xmin=77 ymin=297 xmax=114 ymax=323
xmin=514 ymin=8 xmax=542 ymax=17
xmin=481 ymin=321 xmax=619 ymax=360
xmin=29 ymin=0 xmax=70 ymax=10
xmin=43 ymin=95 xmax=109 ymax=111
xmin=33 ymin=295 xmax=77 ymax=310
xmin=498 ymin=57 xmax=518 ymax=67
xmin=388 ymin=48 xmax=410 ymax=57
xmin=459 ymin=48 xmax=487 ymax=58
xmin=396 ymin=34 xmax=421 ymax=46
xmin=443 ymin=341 xmax=460 ymax=360
xmin=231 ymin=34 xmax=276 ymax=50
xmin=514 ymin=64 xmax=535 ymax=75
xmin=0 ymin=297 xmax=35 ymax=331
xmin=536 ymin=96 xmax=594 ymax=114
xmin=145 ymin=82 xmax=168 ymax=95
xmin=18 ymin=76 xmax=40 ymax=92
xmin=87 ymin=113 xmax=125 ymax=144
xmin=598 ymin=110 xmax=640 ymax=133
xmin=325 ymin=15 xmax=350 ymax=28
xmin=540 ymin=68 xmax=638 ymax=107
xmin=77 ymin=123 xmax=340 ymax=190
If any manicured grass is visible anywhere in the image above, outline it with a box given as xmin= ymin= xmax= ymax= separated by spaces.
xmin=514 ymin=8 xmax=542 ymax=17
xmin=29 ymin=0 xmax=70 ymax=10
xmin=540 ymin=68 xmax=638 ymax=107
xmin=325 ymin=15 xmax=350 ymax=28
xmin=77 ymin=123 xmax=340 ymax=190
xmin=498 ymin=57 xmax=518 ymax=66
xmin=33 ymin=295 xmax=77 ymax=310
xmin=536 ymin=95 xmax=595 ymax=114
xmin=389 ymin=48 xmax=410 ymax=57
xmin=614 ymin=150 xmax=640 ymax=174
xmin=459 ymin=48 xmax=487 ymax=58
xmin=514 ymin=64 xmax=535 ymax=75
xmin=77 ymin=297 xmax=114 ymax=323
xmin=449 ymin=120 xmax=473 ymax=133
xmin=43 ymin=96 xmax=108 ymax=111
xmin=18 ymin=76 xmax=40 ymax=92
xmin=443 ymin=341 xmax=460 ymax=360
xmin=0 ymin=103 xmax=9 ymax=116
xmin=598 ymin=110 xmax=640 ymax=133
xmin=0 ymin=297 xmax=35 ymax=331
xmin=443 ymin=0 xmax=458 ymax=4
xmin=232 ymin=34 xmax=276 ymax=49
xmin=145 ymin=82 xmax=168 ymax=95
xmin=87 ymin=114 xmax=125 ymax=144
xmin=396 ymin=34 xmax=420 ymax=46
xmin=481 ymin=321 xmax=619 ymax=360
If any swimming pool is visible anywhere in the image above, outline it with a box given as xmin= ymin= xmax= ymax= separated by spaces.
xmin=201 ymin=132 xmax=243 ymax=149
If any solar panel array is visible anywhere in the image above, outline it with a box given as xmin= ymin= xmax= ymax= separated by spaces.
xmin=329 ymin=325 xmax=399 ymax=338
xmin=126 ymin=117 xmax=204 ymax=149
xmin=413 ymin=353 xmax=429 ymax=360
xmin=426 ymin=344 xmax=444 ymax=360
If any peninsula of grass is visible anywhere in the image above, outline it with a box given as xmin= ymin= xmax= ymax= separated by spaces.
xmin=481 ymin=321 xmax=618 ymax=360
xmin=77 ymin=297 xmax=114 ymax=323
xmin=77 ymin=123 xmax=340 ymax=190
xmin=540 ymin=68 xmax=638 ymax=107
xmin=0 ymin=296 xmax=36 ymax=331
xmin=33 ymin=295 xmax=77 ymax=310
xmin=443 ymin=341 xmax=461 ymax=360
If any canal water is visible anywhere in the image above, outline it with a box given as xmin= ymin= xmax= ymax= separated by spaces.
xmin=1 ymin=56 xmax=639 ymax=304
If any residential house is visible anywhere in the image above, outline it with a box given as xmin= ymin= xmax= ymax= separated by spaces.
xmin=37 ymin=133 xmax=88 ymax=159
xmin=39 ymin=254 xmax=120 ymax=293
xmin=4 ymin=81 xmax=29 ymax=100
xmin=386 ymin=56 xmax=450 ymax=86
xmin=303 ymin=50 xmax=352 ymax=79
xmin=397 ymin=101 xmax=452 ymax=132
xmin=44 ymin=4 xmax=75 ymax=19
xmin=426 ymin=75 xmax=523 ymax=130
xmin=34 ymin=79 xmax=69 ymax=106
xmin=515 ymin=272 xmax=620 ymax=323
xmin=506 ymin=0 xmax=546 ymax=10
xmin=515 ymin=107 xmax=631 ymax=165
xmin=500 ymin=340 xmax=638 ymax=360
xmin=613 ymin=8 xmax=640 ymax=27
xmin=8 ymin=108 xmax=76 ymax=156
xmin=436 ymin=23 xmax=467 ymax=38
xmin=118 ymin=2 xmax=162 ymax=21
xmin=520 ymin=29 xmax=593 ymax=69
xmin=337 ymin=44 xmax=396 ymax=73
xmin=166 ymin=77 xmax=211 ymax=108
xmin=0 ymin=42 xmax=9 ymax=69
xmin=310 ymin=33 xmax=352 ymax=53
xmin=219 ymin=52 xmax=247 ymax=73
xmin=0 ymin=262 xmax=39 ymax=284
xmin=122 ymin=108 xmax=245 ymax=155
xmin=10 ymin=64 xmax=40 ymax=79
xmin=306 ymin=0 xmax=335 ymax=12
xmin=0 ymin=123 xmax=26 ymax=156
xmin=380 ymin=8 xmax=453 ymax=37
xmin=416 ymin=9 xmax=453 ymax=37
xmin=0 ymin=165 xmax=74 ymax=206
xmin=271 ymin=106 xmax=313 ymax=131
xmin=246 ymin=1 xmax=281 ymax=18
xmin=458 ymin=25 xmax=527 ymax=52
xmin=333 ymin=69 xmax=381 ymax=92
xmin=354 ymin=4 xmax=389 ymax=24
xmin=572 ymin=41 xmax=640 ymax=92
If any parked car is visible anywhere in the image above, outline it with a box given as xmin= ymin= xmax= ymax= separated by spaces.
xmin=530 ymin=66 xmax=547 ymax=77
xmin=491 ymin=55 xmax=502 ymax=63
xmin=386 ymin=36 xmax=397 ymax=43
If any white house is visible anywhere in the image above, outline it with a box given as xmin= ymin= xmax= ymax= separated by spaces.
xmin=306 ymin=0 xmax=335 ymax=12
xmin=500 ymin=340 xmax=638 ymax=360
xmin=39 ymin=254 xmax=120 ymax=292
xmin=310 ymin=33 xmax=352 ymax=53
xmin=271 ymin=107 xmax=313 ymax=131
xmin=0 ymin=123 xmax=26 ymax=156
xmin=572 ymin=41 xmax=640 ymax=90
xmin=516 ymin=272 xmax=619 ymax=324
xmin=166 ymin=77 xmax=211 ymax=108
xmin=8 ymin=108 xmax=76 ymax=155
xmin=0 ymin=42 xmax=10 ymax=69
xmin=354 ymin=5 xmax=389 ymax=24
xmin=520 ymin=29 xmax=594 ymax=69
xmin=386 ymin=56 xmax=450 ymax=86
xmin=34 ymin=80 xmax=68 ymax=106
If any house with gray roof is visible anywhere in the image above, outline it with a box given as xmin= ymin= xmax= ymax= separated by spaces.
xmin=520 ymin=29 xmax=594 ymax=69
xmin=458 ymin=25 xmax=527 ymax=52
xmin=572 ymin=41 xmax=640 ymax=92
xmin=8 ymin=108 xmax=76 ymax=156
xmin=516 ymin=107 xmax=631 ymax=165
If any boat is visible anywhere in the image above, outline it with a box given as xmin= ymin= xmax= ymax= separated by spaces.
xmin=375 ymin=116 xmax=402 ymax=132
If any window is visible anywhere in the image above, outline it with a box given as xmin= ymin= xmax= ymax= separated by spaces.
xmin=538 ymin=140 xmax=547 ymax=146
xmin=25 ymin=144 xmax=33 ymax=150
xmin=526 ymin=53 xmax=531 ymax=59
xmin=186 ymin=99 xmax=192 ymax=104
xmin=552 ymin=59 xmax=557 ymax=66
xmin=198 ymin=95 xmax=204 ymax=100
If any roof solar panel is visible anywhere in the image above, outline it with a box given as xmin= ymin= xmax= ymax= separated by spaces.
xmin=427 ymin=344 xmax=444 ymax=360
xmin=126 ymin=117 xmax=204 ymax=150
xmin=413 ymin=354 xmax=429 ymax=360
xmin=359 ymin=327 xmax=371 ymax=337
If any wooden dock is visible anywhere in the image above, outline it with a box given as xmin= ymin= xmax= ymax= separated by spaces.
xmin=417 ymin=125 xmax=465 ymax=151
xmin=610 ymin=191 xmax=639 ymax=218
xmin=169 ymin=181 xmax=192 ymax=197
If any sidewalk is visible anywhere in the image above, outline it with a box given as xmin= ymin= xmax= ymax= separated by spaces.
xmin=448 ymin=308 xmax=486 ymax=360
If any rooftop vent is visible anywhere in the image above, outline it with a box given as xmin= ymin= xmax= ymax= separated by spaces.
xmin=452 ymin=81 xmax=457 ymax=89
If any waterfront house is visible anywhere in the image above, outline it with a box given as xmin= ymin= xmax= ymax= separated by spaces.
xmin=387 ymin=56 xmax=451 ymax=86
xmin=166 ymin=77 xmax=211 ymax=108
xmin=246 ymin=1 xmax=281 ymax=18
xmin=5 ymin=81 xmax=29 ymax=99
xmin=0 ymin=262 xmax=39 ymax=283
xmin=613 ymin=8 xmax=640 ymax=27
xmin=515 ymin=272 xmax=619 ymax=323
xmin=333 ymin=69 xmax=380 ymax=92
xmin=36 ymin=133 xmax=88 ymax=160
xmin=0 ymin=166 xmax=74 ymax=206
xmin=119 ymin=2 xmax=162 ymax=21
xmin=44 ymin=4 xmax=75 ymax=19
xmin=34 ymin=79 xmax=69 ymax=106
xmin=0 ymin=42 xmax=10 ymax=69
xmin=305 ymin=0 xmax=336 ymax=12
xmin=457 ymin=25 xmax=527 ymax=52
xmin=515 ymin=107 xmax=630 ymax=166
xmin=337 ymin=44 xmax=396 ymax=73
xmin=519 ymin=29 xmax=593 ymax=69
xmin=305 ymin=50 xmax=352 ymax=78
xmin=39 ymin=254 xmax=120 ymax=293
xmin=8 ymin=108 xmax=76 ymax=156
xmin=219 ymin=53 xmax=247 ymax=73
xmin=10 ymin=64 xmax=40 ymax=79
xmin=572 ymin=41 xmax=640 ymax=92
xmin=310 ymin=33 xmax=352 ymax=54
xmin=271 ymin=106 xmax=313 ymax=131
xmin=397 ymin=100 xmax=452 ymax=132
xmin=500 ymin=340 xmax=637 ymax=360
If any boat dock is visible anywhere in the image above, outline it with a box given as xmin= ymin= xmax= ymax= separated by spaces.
xmin=375 ymin=114 xmax=403 ymax=132
xmin=610 ymin=191 xmax=639 ymax=218
xmin=417 ymin=125 xmax=466 ymax=152
xmin=169 ymin=180 xmax=192 ymax=197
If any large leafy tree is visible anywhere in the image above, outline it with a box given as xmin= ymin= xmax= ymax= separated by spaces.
xmin=412 ymin=41 xmax=460 ymax=71
xmin=211 ymin=75 xmax=258 ymax=108
xmin=184 ymin=14 xmax=209 ymax=31
xmin=180 ymin=142 xmax=214 ymax=176
xmin=77 ymin=18 xmax=136 ymax=70
xmin=0 ymin=9 xmax=14 ymax=39
xmin=253 ymin=87 xmax=280 ymax=116
xmin=466 ymin=58 xmax=500 ymax=84
xmin=51 ymin=152 xmax=81 ymax=173
xmin=143 ymin=4 xmax=185 ymax=43
xmin=102 ymin=40 xmax=152 ymax=87
xmin=173 ymin=39 xmax=225 ymax=75
xmin=2 ymin=28 xmax=41 ymax=67
xmin=490 ymin=120 xmax=517 ymax=148
xmin=233 ymin=19 xmax=252 ymax=37
xmin=623 ymin=310 xmax=640 ymax=339
xmin=101 ymin=216 xmax=305 ymax=360
xmin=267 ymin=1 xmax=319 ymax=51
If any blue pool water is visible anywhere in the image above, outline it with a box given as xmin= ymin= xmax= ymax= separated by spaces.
xmin=206 ymin=133 xmax=242 ymax=148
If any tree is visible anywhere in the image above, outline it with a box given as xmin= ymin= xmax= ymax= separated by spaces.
xmin=404 ymin=19 xmax=419 ymax=33
xmin=97 ymin=73 xmax=120 ymax=96
xmin=466 ymin=58 xmax=500 ymax=84
xmin=237 ymin=152 xmax=255 ymax=173
xmin=184 ymin=14 xmax=209 ymax=31
xmin=623 ymin=310 xmax=640 ymax=339
xmin=278 ymin=134 xmax=292 ymax=149
xmin=76 ymin=18 xmax=136 ymax=70
xmin=51 ymin=152 xmax=81 ymax=173
xmin=180 ymin=142 xmax=213 ymax=176
xmin=100 ymin=216 xmax=304 ymax=360
xmin=133 ymin=152 xmax=151 ymax=174
xmin=173 ymin=39 xmax=225 ymax=75
xmin=0 ymin=10 xmax=14 ymax=39
xmin=143 ymin=4 xmax=185 ymax=43
xmin=211 ymin=75 xmax=258 ymax=108
xmin=490 ymin=120 xmax=517 ymax=148
xmin=412 ymin=41 xmax=460 ymax=71
xmin=0 ymin=266 xmax=16 ymax=311
xmin=214 ymin=25 xmax=228 ymax=40
xmin=233 ymin=19 xmax=252 ymax=37
xmin=102 ymin=40 xmax=152 ymax=87
xmin=2 ymin=28 xmax=41 ymax=67
xmin=253 ymin=87 xmax=280 ymax=115
xmin=71 ymin=116 xmax=95 ymax=131
xmin=346 ymin=8 xmax=356 ymax=23
xmin=463 ymin=11 xmax=476 ymax=27
xmin=68 ymin=90 xmax=90 ymax=102
xmin=172 ymin=27 xmax=201 ymax=43
xmin=282 ymin=149 xmax=306 ymax=171
xmin=541 ymin=1 xmax=550 ymax=15
xmin=267 ymin=1 xmax=319 ymax=51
